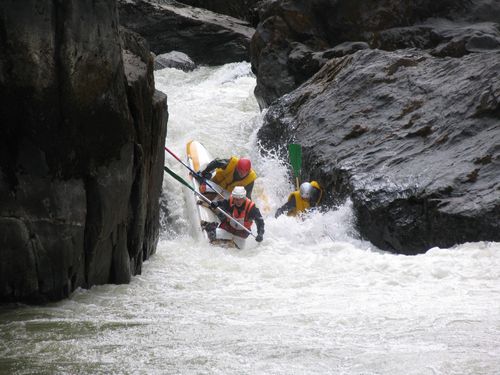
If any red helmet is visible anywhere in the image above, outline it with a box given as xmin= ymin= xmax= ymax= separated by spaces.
xmin=236 ymin=158 xmax=251 ymax=176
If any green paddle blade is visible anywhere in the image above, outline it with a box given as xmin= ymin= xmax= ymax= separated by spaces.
xmin=288 ymin=143 xmax=302 ymax=178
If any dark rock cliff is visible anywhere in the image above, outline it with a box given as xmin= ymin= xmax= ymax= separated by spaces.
xmin=255 ymin=0 xmax=500 ymax=254
xmin=0 ymin=0 xmax=168 ymax=303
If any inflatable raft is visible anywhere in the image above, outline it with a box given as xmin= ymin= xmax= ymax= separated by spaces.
xmin=184 ymin=140 xmax=235 ymax=247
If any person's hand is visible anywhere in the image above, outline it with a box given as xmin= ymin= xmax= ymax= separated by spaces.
xmin=255 ymin=234 xmax=263 ymax=242
xmin=210 ymin=201 xmax=219 ymax=209
xmin=274 ymin=207 xmax=285 ymax=218
xmin=191 ymin=172 xmax=204 ymax=183
xmin=201 ymin=170 xmax=212 ymax=179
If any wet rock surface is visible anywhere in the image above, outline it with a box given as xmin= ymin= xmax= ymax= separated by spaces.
xmin=118 ymin=0 xmax=255 ymax=65
xmin=175 ymin=0 xmax=260 ymax=25
xmin=258 ymin=49 xmax=500 ymax=254
xmin=251 ymin=0 xmax=500 ymax=107
xmin=154 ymin=51 xmax=196 ymax=71
xmin=254 ymin=0 xmax=500 ymax=254
xmin=0 ymin=1 xmax=167 ymax=303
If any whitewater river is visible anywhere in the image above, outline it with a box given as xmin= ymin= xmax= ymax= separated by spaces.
xmin=1 ymin=63 xmax=499 ymax=375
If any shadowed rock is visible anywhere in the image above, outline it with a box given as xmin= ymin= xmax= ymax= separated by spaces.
xmin=251 ymin=0 xmax=500 ymax=108
xmin=118 ymin=0 xmax=255 ymax=65
xmin=0 ymin=1 xmax=167 ymax=303
xmin=174 ymin=0 xmax=260 ymax=25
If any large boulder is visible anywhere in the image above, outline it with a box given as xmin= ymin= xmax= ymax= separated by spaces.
xmin=154 ymin=51 xmax=196 ymax=71
xmin=118 ymin=0 xmax=255 ymax=65
xmin=0 ymin=1 xmax=167 ymax=303
xmin=250 ymin=0 xmax=500 ymax=108
xmin=258 ymin=49 xmax=500 ymax=254
xmin=253 ymin=0 xmax=500 ymax=254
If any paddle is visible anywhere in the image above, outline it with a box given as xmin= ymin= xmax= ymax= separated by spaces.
xmin=288 ymin=143 xmax=302 ymax=190
xmin=164 ymin=146 xmax=225 ymax=200
xmin=163 ymin=165 xmax=255 ymax=237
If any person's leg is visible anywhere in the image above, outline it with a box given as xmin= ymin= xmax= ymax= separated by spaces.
xmin=201 ymin=222 xmax=218 ymax=240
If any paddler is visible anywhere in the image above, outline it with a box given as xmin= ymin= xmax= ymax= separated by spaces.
xmin=202 ymin=186 xmax=264 ymax=249
xmin=274 ymin=181 xmax=323 ymax=218
xmin=199 ymin=156 xmax=256 ymax=198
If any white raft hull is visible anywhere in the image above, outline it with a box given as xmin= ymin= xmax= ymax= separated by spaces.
xmin=184 ymin=140 xmax=235 ymax=247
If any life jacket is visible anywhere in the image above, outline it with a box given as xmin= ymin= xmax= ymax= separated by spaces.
xmin=212 ymin=156 xmax=257 ymax=192
xmin=287 ymin=191 xmax=309 ymax=216
xmin=287 ymin=181 xmax=323 ymax=216
xmin=220 ymin=196 xmax=255 ymax=238
xmin=310 ymin=181 xmax=323 ymax=205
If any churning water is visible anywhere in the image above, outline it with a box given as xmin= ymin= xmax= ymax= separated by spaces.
xmin=0 ymin=63 xmax=499 ymax=375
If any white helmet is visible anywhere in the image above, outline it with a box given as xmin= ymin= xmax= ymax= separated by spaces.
xmin=232 ymin=186 xmax=247 ymax=199
xmin=299 ymin=182 xmax=313 ymax=199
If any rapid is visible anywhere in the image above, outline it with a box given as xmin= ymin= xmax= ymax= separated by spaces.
xmin=0 ymin=63 xmax=499 ymax=375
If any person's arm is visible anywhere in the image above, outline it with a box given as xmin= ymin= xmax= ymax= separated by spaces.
xmin=213 ymin=199 xmax=231 ymax=221
xmin=201 ymin=158 xmax=229 ymax=176
xmin=274 ymin=195 xmax=296 ymax=218
xmin=310 ymin=188 xmax=321 ymax=207
xmin=244 ymin=181 xmax=254 ymax=198
xmin=248 ymin=205 xmax=264 ymax=241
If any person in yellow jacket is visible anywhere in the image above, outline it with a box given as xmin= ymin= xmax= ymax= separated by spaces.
xmin=199 ymin=157 xmax=257 ymax=198
xmin=275 ymin=181 xmax=323 ymax=218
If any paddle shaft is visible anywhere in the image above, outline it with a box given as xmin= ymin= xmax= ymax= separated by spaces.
xmin=164 ymin=146 xmax=225 ymax=199
xmin=288 ymin=144 xmax=302 ymax=190
xmin=163 ymin=166 xmax=254 ymax=237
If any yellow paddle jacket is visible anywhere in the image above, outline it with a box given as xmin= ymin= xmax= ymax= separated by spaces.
xmin=212 ymin=156 xmax=257 ymax=191
xmin=287 ymin=181 xmax=323 ymax=216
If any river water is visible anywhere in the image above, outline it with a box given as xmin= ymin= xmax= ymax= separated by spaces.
xmin=1 ymin=63 xmax=499 ymax=375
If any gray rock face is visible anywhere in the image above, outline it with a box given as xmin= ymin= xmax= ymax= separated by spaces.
xmin=258 ymin=49 xmax=500 ymax=254
xmin=0 ymin=1 xmax=167 ymax=303
xmin=154 ymin=51 xmax=196 ymax=71
xmin=253 ymin=0 xmax=500 ymax=254
xmin=174 ymin=0 xmax=260 ymax=25
xmin=251 ymin=0 xmax=500 ymax=108
xmin=118 ymin=0 xmax=255 ymax=65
